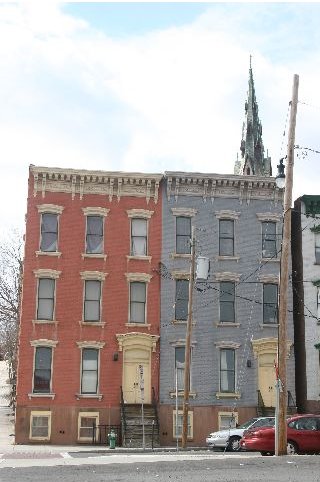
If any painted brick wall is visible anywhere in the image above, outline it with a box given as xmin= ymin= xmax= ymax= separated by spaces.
xmin=160 ymin=178 xmax=295 ymax=409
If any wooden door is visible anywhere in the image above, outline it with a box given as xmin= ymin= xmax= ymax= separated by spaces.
xmin=258 ymin=353 xmax=276 ymax=407
xmin=123 ymin=347 xmax=151 ymax=404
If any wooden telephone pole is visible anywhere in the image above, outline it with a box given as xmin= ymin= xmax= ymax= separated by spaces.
xmin=181 ymin=226 xmax=196 ymax=448
xmin=276 ymin=73 xmax=299 ymax=456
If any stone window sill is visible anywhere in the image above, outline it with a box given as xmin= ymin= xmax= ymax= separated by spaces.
xmin=260 ymin=258 xmax=280 ymax=263
xmin=215 ymin=322 xmax=240 ymax=327
xmin=172 ymin=319 xmax=196 ymax=326
xmin=126 ymin=255 xmax=152 ymax=262
xmin=35 ymin=251 xmax=61 ymax=258
xmin=32 ymin=319 xmax=59 ymax=325
xmin=125 ymin=323 xmax=151 ymax=330
xmin=170 ymin=253 xmax=192 ymax=259
xmin=217 ymin=256 xmax=240 ymax=262
xmin=259 ymin=323 xmax=279 ymax=328
xmin=28 ymin=393 xmax=55 ymax=400
xmin=79 ymin=321 xmax=106 ymax=327
xmin=169 ymin=391 xmax=197 ymax=399
xmin=82 ymin=253 xmax=107 ymax=260
xmin=215 ymin=392 xmax=241 ymax=399
xmin=76 ymin=393 xmax=103 ymax=400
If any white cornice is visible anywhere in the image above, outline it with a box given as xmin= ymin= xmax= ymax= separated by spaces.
xmin=30 ymin=165 xmax=162 ymax=204
xmin=165 ymin=171 xmax=282 ymax=205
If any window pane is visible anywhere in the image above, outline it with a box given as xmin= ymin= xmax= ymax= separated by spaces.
xmin=34 ymin=347 xmax=52 ymax=393
xmin=31 ymin=416 xmax=49 ymax=438
xmin=176 ymin=217 xmax=191 ymax=254
xmin=84 ymin=281 xmax=101 ymax=321
xmin=37 ymin=279 xmax=55 ymax=320
xmin=175 ymin=280 xmax=189 ymax=320
xmin=220 ymin=282 xmax=234 ymax=322
xmin=220 ymin=220 xmax=234 ymax=237
xmin=220 ymin=349 xmax=235 ymax=392
xmin=132 ymin=219 xmax=147 ymax=236
xmin=175 ymin=347 xmax=185 ymax=391
xmin=86 ymin=216 xmax=103 ymax=253
xmin=82 ymin=371 xmax=98 ymax=393
xmin=41 ymin=214 xmax=58 ymax=252
xmin=219 ymin=220 xmax=234 ymax=256
xmin=131 ymin=282 xmax=146 ymax=302
xmin=219 ymin=239 xmax=234 ymax=256
xmin=81 ymin=349 xmax=98 ymax=394
xmin=83 ymin=349 xmax=98 ymax=370
xmin=263 ymin=284 xmax=278 ymax=323
xmin=262 ymin=222 xmax=277 ymax=258
xmin=130 ymin=302 xmax=145 ymax=323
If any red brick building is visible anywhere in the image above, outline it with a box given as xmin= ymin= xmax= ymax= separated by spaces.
xmin=16 ymin=165 xmax=162 ymax=445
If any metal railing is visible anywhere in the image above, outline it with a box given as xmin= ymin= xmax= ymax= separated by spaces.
xmin=120 ymin=385 xmax=127 ymax=446
xmin=92 ymin=423 xmax=121 ymax=446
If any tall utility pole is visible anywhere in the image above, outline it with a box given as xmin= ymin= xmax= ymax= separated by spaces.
xmin=276 ymin=74 xmax=299 ymax=456
xmin=181 ymin=226 xmax=196 ymax=448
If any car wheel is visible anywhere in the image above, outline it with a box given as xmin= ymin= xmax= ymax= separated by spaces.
xmin=227 ymin=436 xmax=241 ymax=452
xmin=287 ymin=440 xmax=298 ymax=455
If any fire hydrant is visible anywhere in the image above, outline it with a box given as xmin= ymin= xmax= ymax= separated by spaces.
xmin=108 ymin=429 xmax=116 ymax=449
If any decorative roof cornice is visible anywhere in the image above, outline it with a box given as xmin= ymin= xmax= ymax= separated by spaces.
xmin=165 ymin=171 xmax=282 ymax=205
xmin=30 ymin=165 xmax=162 ymax=204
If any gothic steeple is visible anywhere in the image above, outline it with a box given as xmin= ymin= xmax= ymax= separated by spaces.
xmin=234 ymin=57 xmax=272 ymax=176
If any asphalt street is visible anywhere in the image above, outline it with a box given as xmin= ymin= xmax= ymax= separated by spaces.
xmin=0 ymin=454 xmax=320 ymax=482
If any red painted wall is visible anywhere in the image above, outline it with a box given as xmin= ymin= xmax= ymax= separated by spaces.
xmin=16 ymin=170 xmax=162 ymax=417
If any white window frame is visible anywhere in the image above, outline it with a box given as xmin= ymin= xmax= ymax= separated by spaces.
xmin=29 ymin=339 xmax=58 ymax=398
xmin=171 ymin=208 xmax=197 ymax=257
xmin=215 ymin=341 xmax=241 ymax=399
xmin=317 ymin=287 xmax=320 ymax=321
xmin=315 ymin=233 xmax=320 ymax=265
xmin=80 ymin=347 xmax=99 ymax=395
xmin=219 ymin=348 xmax=236 ymax=394
xmin=127 ymin=209 xmax=153 ymax=260
xmin=218 ymin=411 xmax=238 ymax=430
xmin=219 ymin=281 xmax=235 ymax=323
xmin=33 ymin=269 xmax=61 ymax=323
xmin=76 ymin=341 xmax=105 ymax=399
xmin=130 ymin=218 xmax=148 ymax=256
xmin=80 ymin=271 xmax=107 ymax=324
xmin=173 ymin=409 xmax=193 ymax=439
xmin=29 ymin=411 xmax=51 ymax=441
xmin=78 ymin=411 xmax=100 ymax=442
xmin=36 ymin=204 xmax=63 ymax=257
xmin=263 ymin=283 xmax=278 ymax=324
xmin=125 ymin=273 xmax=152 ymax=325
xmin=82 ymin=207 xmax=109 ymax=259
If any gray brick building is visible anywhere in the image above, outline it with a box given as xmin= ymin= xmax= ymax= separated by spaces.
xmin=158 ymin=63 xmax=295 ymax=447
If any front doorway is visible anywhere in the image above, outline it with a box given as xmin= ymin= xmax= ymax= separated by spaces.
xmin=123 ymin=348 xmax=151 ymax=403
xmin=258 ymin=352 xmax=276 ymax=407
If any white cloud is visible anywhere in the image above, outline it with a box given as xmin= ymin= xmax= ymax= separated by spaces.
xmin=0 ymin=2 xmax=320 ymax=235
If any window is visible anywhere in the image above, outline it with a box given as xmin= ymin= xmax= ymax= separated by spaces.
xmin=78 ymin=412 xmax=99 ymax=441
xmin=317 ymin=287 xmax=320 ymax=320
xmin=129 ymin=281 xmax=146 ymax=323
xmin=86 ymin=215 xmax=104 ymax=254
xmin=262 ymin=222 xmax=277 ymax=258
xmin=218 ymin=412 xmax=238 ymax=430
xmin=173 ymin=410 xmax=193 ymax=439
xmin=219 ymin=219 xmax=234 ymax=256
xmin=33 ymin=347 xmax=52 ymax=393
xmin=37 ymin=278 xmax=55 ymax=320
xmin=131 ymin=218 xmax=147 ymax=256
xmin=81 ymin=348 xmax=99 ymax=394
xmin=30 ymin=412 xmax=51 ymax=440
xmin=220 ymin=349 xmax=235 ymax=393
xmin=263 ymin=284 xmax=278 ymax=324
xmin=84 ymin=280 xmax=101 ymax=322
xmin=40 ymin=213 xmax=58 ymax=252
xmin=175 ymin=279 xmax=189 ymax=321
xmin=176 ymin=216 xmax=191 ymax=254
xmin=315 ymin=233 xmax=320 ymax=264
xmin=174 ymin=346 xmax=191 ymax=391
xmin=220 ymin=282 xmax=235 ymax=323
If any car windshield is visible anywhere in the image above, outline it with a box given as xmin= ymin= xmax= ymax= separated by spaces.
xmin=237 ymin=418 xmax=259 ymax=429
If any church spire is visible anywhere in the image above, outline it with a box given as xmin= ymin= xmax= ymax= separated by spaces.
xmin=234 ymin=57 xmax=272 ymax=176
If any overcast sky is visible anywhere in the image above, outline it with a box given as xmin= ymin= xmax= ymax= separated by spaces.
xmin=1 ymin=1 xmax=320 ymax=238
